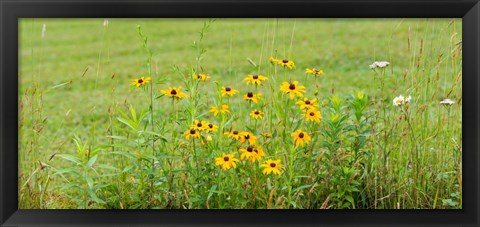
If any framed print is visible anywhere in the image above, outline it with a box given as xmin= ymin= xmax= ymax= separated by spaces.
xmin=1 ymin=0 xmax=479 ymax=226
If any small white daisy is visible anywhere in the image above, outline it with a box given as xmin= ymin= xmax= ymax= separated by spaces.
xmin=393 ymin=95 xmax=405 ymax=106
xmin=376 ymin=61 xmax=390 ymax=68
xmin=370 ymin=61 xmax=390 ymax=69
xmin=440 ymin=98 xmax=455 ymax=105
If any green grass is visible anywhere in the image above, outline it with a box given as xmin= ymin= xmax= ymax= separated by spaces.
xmin=19 ymin=18 xmax=462 ymax=209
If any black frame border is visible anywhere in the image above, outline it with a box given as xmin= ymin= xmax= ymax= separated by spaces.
xmin=1 ymin=0 xmax=479 ymax=226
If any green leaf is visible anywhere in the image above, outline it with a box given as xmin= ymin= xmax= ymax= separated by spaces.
xmin=56 ymin=154 xmax=81 ymax=165
xmin=97 ymin=164 xmax=118 ymax=171
xmin=345 ymin=195 xmax=355 ymax=205
xmin=123 ymin=165 xmax=135 ymax=173
xmin=60 ymin=182 xmax=81 ymax=191
xmin=86 ymin=154 xmax=98 ymax=169
xmin=117 ymin=117 xmax=137 ymax=131
xmin=55 ymin=168 xmax=80 ymax=176
xmin=293 ymin=184 xmax=312 ymax=193
xmin=85 ymin=176 xmax=94 ymax=188
xmin=140 ymin=130 xmax=168 ymax=142
xmin=88 ymin=189 xmax=106 ymax=204
xmin=207 ymin=185 xmax=217 ymax=200
xmin=129 ymin=105 xmax=137 ymax=122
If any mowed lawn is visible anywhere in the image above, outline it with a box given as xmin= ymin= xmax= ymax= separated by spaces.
xmin=18 ymin=18 xmax=462 ymax=209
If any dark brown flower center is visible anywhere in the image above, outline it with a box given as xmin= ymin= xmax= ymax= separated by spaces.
xmin=233 ymin=131 xmax=239 ymax=135
xmin=299 ymin=132 xmax=304 ymax=138
xmin=254 ymin=111 xmax=260 ymax=115
xmin=197 ymin=123 xmax=202 ymax=127
xmin=225 ymin=87 xmax=231 ymax=92
xmin=270 ymin=163 xmax=276 ymax=167
xmin=305 ymin=100 xmax=311 ymax=105
xmin=309 ymin=112 xmax=315 ymax=116
xmin=197 ymin=75 xmax=201 ymax=79
xmin=224 ymin=156 xmax=229 ymax=161
xmin=138 ymin=79 xmax=144 ymax=83
xmin=289 ymin=84 xmax=296 ymax=90
xmin=247 ymin=147 xmax=253 ymax=152
xmin=254 ymin=149 xmax=259 ymax=153
xmin=282 ymin=59 xmax=289 ymax=63
xmin=208 ymin=124 xmax=213 ymax=128
xmin=247 ymin=92 xmax=253 ymax=98
xmin=244 ymin=134 xmax=250 ymax=139
xmin=253 ymin=75 xmax=259 ymax=79
xmin=171 ymin=89 xmax=177 ymax=95
xmin=190 ymin=129 xmax=196 ymax=135
xmin=314 ymin=69 xmax=319 ymax=73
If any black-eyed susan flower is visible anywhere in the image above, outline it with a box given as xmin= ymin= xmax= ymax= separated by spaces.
xmin=209 ymin=104 xmax=230 ymax=116
xmin=191 ymin=120 xmax=208 ymax=131
xmin=260 ymin=159 xmax=284 ymax=175
xmin=304 ymin=109 xmax=322 ymax=123
xmin=184 ymin=129 xmax=200 ymax=140
xmin=296 ymin=98 xmax=319 ymax=110
xmin=205 ymin=123 xmax=218 ymax=133
xmin=305 ymin=68 xmax=324 ymax=76
xmin=280 ymin=81 xmax=306 ymax=99
xmin=215 ymin=153 xmax=239 ymax=170
xmin=224 ymin=130 xmax=242 ymax=141
xmin=193 ymin=73 xmax=210 ymax=81
xmin=161 ymin=86 xmax=189 ymax=99
xmin=244 ymin=74 xmax=268 ymax=86
xmin=240 ymin=146 xmax=265 ymax=163
xmin=276 ymin=59 xmax=295 ymax=69
xmin=239 ymin=131 xmax=257 ymax=145
xmin=243 ymin=92 xmax=261 ymax=103
xmin=291 ymin=129 xmax=311 ymax=147
xmin=221 ymin=87 xmax=239 ymax=96
xmin=131 ymin=76 xmax=151 ymax=87
xmin=179 ymin=142 xmax=189 ymax=148
xmin=250 ymin=109 xmax=264 ymax=119
xmin=269 ymin=57 xmax=280 ymax=64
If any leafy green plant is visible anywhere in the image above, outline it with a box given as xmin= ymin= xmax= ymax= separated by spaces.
xmin=54 ymin=136 xmax=109 ymax=208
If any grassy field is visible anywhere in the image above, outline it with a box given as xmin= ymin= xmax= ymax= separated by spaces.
xmin=18 ymin=18 xmax=462 ymax=209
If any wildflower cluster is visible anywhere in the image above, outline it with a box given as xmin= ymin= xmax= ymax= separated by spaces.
xmin=184 ymin=119 xmax=218 ymax=141
xmin=270 ymin=57 xmax=296 ymax=69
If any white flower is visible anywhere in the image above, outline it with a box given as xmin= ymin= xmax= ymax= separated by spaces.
xmin=393 ymin=95 xmax=411 ymax=106
xmin=440 ymin=98 xmax=455 ymax=105
xmin=370 ymin=61 xmax=390 ymax=69
xmin=405 ymin=96 xmax=412 ymax=103
xmin=376 ymin=61 xmax=390 ymax=68
xmin=393 ymin=95 xmax=405 ymax=106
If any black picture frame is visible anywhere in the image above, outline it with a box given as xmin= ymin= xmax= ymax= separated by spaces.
xmin=1 ymin=0 xmax=479 ymax=226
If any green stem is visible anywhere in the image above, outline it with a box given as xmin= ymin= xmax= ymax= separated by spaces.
xmin=287 ymin=145 xmax=295 ymax=207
